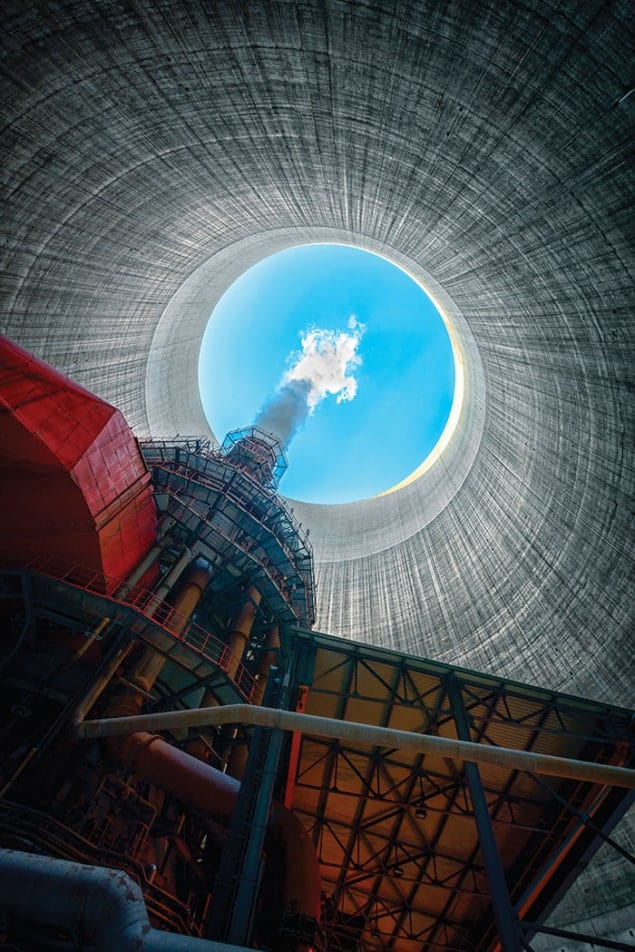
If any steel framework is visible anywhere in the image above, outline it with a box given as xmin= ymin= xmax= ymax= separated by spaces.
xmin=1 ymin=566 xmax=633 ymax=951
xmin=280 ymin=629 xmax=634 ymax=952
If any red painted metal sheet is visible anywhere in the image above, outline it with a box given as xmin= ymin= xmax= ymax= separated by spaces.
xmin=0 ymin=335 xmax=158 ymax=591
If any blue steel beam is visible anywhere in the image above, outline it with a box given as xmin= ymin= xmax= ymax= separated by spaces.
xmin=446 ymin=673 xmax=522 ymax=952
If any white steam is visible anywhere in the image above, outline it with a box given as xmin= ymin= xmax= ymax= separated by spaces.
xmin=285 ymin=316 xmax=365 ymax=409
xmin=255 ymin=316 xmax=365 ymax=448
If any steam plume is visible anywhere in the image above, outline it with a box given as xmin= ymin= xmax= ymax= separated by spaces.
xmin=255 ymin=317 xmax=365 ymax=447
xmin=255 ymin=379 xmax=312 ymax=448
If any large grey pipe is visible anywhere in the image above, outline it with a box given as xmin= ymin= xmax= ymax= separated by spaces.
xmin=0 ymin=848 xmax=250 ymax=952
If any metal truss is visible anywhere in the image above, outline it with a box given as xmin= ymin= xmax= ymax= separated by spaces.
xmin=282 ymin=627 xmax=634 ymax=951
xmin=0 ymin=564 xmax=255 ymax=702
xmin=141 ymin=442 xmax=315 ymax=626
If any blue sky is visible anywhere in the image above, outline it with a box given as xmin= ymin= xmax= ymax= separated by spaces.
xmin=199 ymin=245 xmax=455 ymax=504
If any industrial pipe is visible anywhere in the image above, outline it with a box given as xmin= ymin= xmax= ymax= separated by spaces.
xmin=128 ymin=557 xmax=215 ymax=695
xmin=251 ymin=626 xmax=280 ymax=707
xmin=226 ymin=585 xmax=261 ymax=680
xmin=187 ymin=587 xmax=266 ymax=766
xmin=215 ymin=585 xmax=263 ymax=775
xmin=96 ymin=724 xmax=322 ymax=937
xmin=0 ymin=848 xmax=251 ymax=952
xmin=104 ymin=557 xmax=214 ymax=746
xmin=95 ymin=686 xmax=322 ymax=939
xmin=268 ymin=803 xmax=322 ymax=925
xmin=148 ymin=545 xmax=193 ymax=607
xmin=95 ymin=560 xmax=320 ymax=935
xmin=77 ymin=704 xmax=635 ymax=790
xmin=112 ymin=731 xmax=241 ymax=820
xmin=72 ymin=556 xmax=212 ymax=733
xmin=115 ymin=543 xmax=162 ymax=598
xmin=96 ymin=724 xmax=322 ymax=931
xmin=226 ymin=626 xmax=279 ymax=778
xmin=71 ymin=640 xmax=136 ymax=729
xmin=101 ymin=558 xmax=221 ymax=810
xmin=91 ymin=568 xmax=321 ymax=941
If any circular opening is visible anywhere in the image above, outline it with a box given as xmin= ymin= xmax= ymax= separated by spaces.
xmin=199 ymin=244 xmax=460 ymax=504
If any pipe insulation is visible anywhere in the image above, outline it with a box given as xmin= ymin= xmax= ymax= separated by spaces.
xmin=0 ymin=848 xmax=252 ymax=952
xmin=76 ymin=703 xmax=635 ymax=789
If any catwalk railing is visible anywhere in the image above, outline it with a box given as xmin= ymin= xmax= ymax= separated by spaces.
xmin=0 ymin=557 xmax=255 ymax=700
xmin=141 ymin=440 xmax=315 ymax=627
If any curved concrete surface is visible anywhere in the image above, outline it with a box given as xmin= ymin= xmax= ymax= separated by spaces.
xmin=1 ymin=3 xmax=633 ymax=943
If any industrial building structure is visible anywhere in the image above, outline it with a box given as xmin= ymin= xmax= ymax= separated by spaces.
xmin=0 ymin=335 xmax=633 ymax=952
xmin=0 ymin=1 xmax=633 ymax=950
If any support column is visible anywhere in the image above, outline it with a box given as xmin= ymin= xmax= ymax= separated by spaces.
xmin=129 ymin=557 xmax=213 ymax=695
xmin=226 ymin=626 xmax=281 ymax=778
xmin=446 ymin=674 xmax=521 ymax=952
xmin=226 ymin=585 xmax=261 ymax=680
xmin=206 ymin=671 xmax=284 ymax=945
xmin=251 ymin=626 xmax=280 ymax=707
xmin=115 ymin=543 xmax=161 ymax=598
xmin=151 ymin=546 xmax=193 ymax=605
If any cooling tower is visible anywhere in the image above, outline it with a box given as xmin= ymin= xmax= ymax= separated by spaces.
xmin=1 ymin=1 xmax=633 ymax=945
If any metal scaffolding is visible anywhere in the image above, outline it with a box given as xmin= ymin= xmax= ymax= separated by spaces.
xmin=141 ymin=440 xmax=315 ymax=628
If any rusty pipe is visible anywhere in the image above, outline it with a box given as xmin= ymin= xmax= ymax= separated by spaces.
xmin=78 ymin=704 xmax=635 ymax=790
xmin=251 ymin=626 xmax=280 ymax=707
xmin=226 ymin=585 xmax=261 ymax=680
xmin=105 ymin=558 xmax=214 ymax=764
xmin=70 ymin=554 xmax=206 ymax=730
xmin=129 ymin=558 xmax=215 ymax=695
xmin=227 ymin=627 xmax=280 ymax=779
xmin=192 ymin=583 xmax=261 ymax=767
xmin=98 ymin=725 xmax=322 ymax=932
xmin=167 ymin=560 xmax=214 ymax=632
xmin=113 ymin=731 xmax=241 ymax=820
xmin=94 ymin=569 xmax=320 ymax=937
xmin=268 ymin=803 xmax=322 ymax=924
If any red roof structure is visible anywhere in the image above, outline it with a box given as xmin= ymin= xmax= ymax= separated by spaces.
xmin=0 ymin=335 xmax=157 ymax=592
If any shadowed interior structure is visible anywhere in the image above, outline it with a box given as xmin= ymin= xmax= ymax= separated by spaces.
xmin=1 ymin=1 xmax=633 ymax=948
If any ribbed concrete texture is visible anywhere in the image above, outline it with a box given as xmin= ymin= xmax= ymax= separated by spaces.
xmin=1 ymin=2 xmax=633 ymax=943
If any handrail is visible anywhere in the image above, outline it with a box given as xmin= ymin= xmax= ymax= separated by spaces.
xmin=0 ymin=559 xmax=255 ymax=700
xmin=0 ymin=799 xmax=194 ymax=936
xmin=144 ymin=443 xmax=315 ymax=621
xmin=154 ymin=463 xmax=314 ymax=620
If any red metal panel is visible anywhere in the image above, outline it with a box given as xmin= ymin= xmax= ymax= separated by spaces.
xmin=0 ymin=336 xmax=113 ymax=468
xmin=0 ymin=335 xmax=157 ymax=591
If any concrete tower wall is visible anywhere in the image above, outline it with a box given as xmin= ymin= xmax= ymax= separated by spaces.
xmin=1 ymin=4 xmax=633 ymax=943
xmin=3 ymin=0 xmax=632 ymax=702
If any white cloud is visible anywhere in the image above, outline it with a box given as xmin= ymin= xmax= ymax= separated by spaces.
xmin=284 ymin=316 xmax=365 ymax=411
